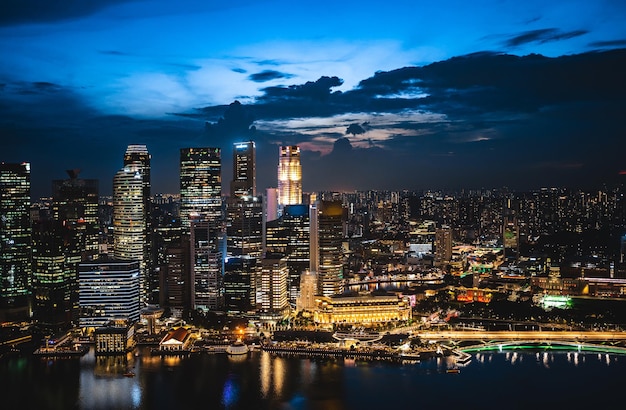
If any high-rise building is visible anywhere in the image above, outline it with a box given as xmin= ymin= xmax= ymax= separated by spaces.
xmin=226 ymin=195 xmax=263 ymax=258
xmin=317 ymin=200 xmax=344 ymax=297
xmin=226 ymin=142 xmax=263 ymax=258
xmin=265 ymin=187 xmax=279 ymax=223
xmin=230 ymin=141 xmax=256 ymax=198
xmin=277 ymin=145 xmax=302 ymax=207
xmin=52 ymin=169 xmax=99 ymax=261
xmin=31 ymin=220 xmax=80 ymax=328
xmin=113 ymin=161 xmax=147 ymax=304
xmin=224 ymin=256 xmax=258 ymax=314
xmin=179 ymin=147 xmax=222 ymax=229
xmin=0 ymin=162 xmax=31 ymax=321
xmin=190 ymin=221 xmax=224 ymax=311
xmin=161 ymin=239 xmax=190 ymax=318
xmin=296 ymin=270 xmax=317 ymax=312
xmin=78 ymin=258 xmax=141 ymax=328
xmin=434 ymin=225 xmax=453 ymax=266
xmin=259 ymin=253 xmax=289 ymax=318
xmin=123 ymin=145 xmax=155 ymax=303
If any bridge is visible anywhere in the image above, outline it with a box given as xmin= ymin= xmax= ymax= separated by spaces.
xmin=458 ymin=340 xmax=626 ymax=355
xmin=414 ymin=330 xmax=626 ymax=343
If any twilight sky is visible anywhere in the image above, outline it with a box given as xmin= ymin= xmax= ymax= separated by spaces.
xmin=1 ymin=0 xmax=626 ymax=198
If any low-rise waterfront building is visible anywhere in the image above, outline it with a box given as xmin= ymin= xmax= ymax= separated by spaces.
xmin=313 ymin=293 xmax=411 ymax=326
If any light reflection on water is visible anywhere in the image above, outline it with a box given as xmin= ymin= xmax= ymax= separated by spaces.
xmin=2 ymin=346 xmax=625 ymax=409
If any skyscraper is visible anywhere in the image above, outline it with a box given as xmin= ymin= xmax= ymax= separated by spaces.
xmin=0 ymin=162 xmax=31 ymax=321
xmin=277 ymin=145 xmax=302 ymax=207
xmin=227 ymin=142 xmax=263 ymax=258
xmin=179 ymin=147 xmax=222 ymax=229
xmin=434 ymin=225 xmax=453 ymax=266
xmin=52 ymin=169 xmax=99 ymax=261
xmin=123 ymin=145 xmax=154 ymax=302
xmin=113 ymin=161 xmax=146 ymax=304
xmin=317 ymin=200 xmax=344 ymax=297
xmin=230 ymin=141 xmax=256 ymax=198
xmin=180 ymin=147 xmax=224 ymax=312
xmin=78 ymin=258 xmax=141 ymax=328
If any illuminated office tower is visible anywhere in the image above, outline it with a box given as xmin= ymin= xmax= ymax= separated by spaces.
xmin=0 ymin=162 xmax=31 ymax=321
xmin=259 ymin=254 xmax=289 ymax=318
xmin=230 ymin=141 xmax=256 ymax=198
xmin=434 ymin=225 xmax=453 ymax=266
xmin=123 ymin=145 xmax=155 ymax=303
xmin=227 ymin=142 xmax=263 ymax=258
xmin=264 ymin=204 xmax=310 ymax=305
xmin=226 ymin=195 xmax=263 ymax=258
xmin=277 ymin=146 xmax=302 ymax=207
xmin=190 ymin=222 xmax=223 ymax=311
xmin=502 ymin=197 xmax=519 ymax=262
xmin=161 ymin=239 xmax=190 ymax=317
xmin=78 ymin=259 xmax=141 ymax=328
xmin=317 ymin=200 xmax=344 ymax=297
xmin=52 ymin=169 xmax=99 ymax=261
xmin=224 ymin=256 xmax=258 ymax=313
xmin=113 ymin=161 xmax=147 ymax=305
xmin=179 ymin=147 xmax=222 ymax=229
xmin=296 ymin=270 xmax=318 ymax=311
xmin=32 ymin=220 xmax=81 ymax=327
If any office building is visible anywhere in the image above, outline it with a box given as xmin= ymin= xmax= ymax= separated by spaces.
xmin=123 ymin=145 xmax=155 ymax=303
xmin=190 ymin=221 xmax=224 ymax=311
xmin=179 ymin=147 xmax=222 ymax=229
xmin=230 ymin=141 xmax=256 ymax=198
xmin=78 ymin=259 xmax=141 ymax=329
xmin=224 ymin=256 xmax=258 ymax=314
xmin=52 ymin=169 xmax=99 ymax=261
xmin=113 ymin=160 xmax=147 ymax=305
xmin=317 ymin=200 xmax=345 ymax=297
xmin=277 ymin=145 xmax=302 ymax=207
xmin=259 ymin=254 xmax=289 ymax=318
xmin=435 ymin=225 xmax=453 ymax=266
xmin=0 ymin=162 xmax=31 ymax=321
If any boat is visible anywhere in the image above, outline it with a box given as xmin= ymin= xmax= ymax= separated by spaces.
xmin=225 ymin=339 xmax=249 ymax=355
xmin=123 ymin=371 xmax=135 ymax=377
xmin=446 ymin=368 xmax=460 ymax=374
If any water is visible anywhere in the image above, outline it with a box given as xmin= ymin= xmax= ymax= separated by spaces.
xmin=1 ymin=347 xmax=624 ymax=409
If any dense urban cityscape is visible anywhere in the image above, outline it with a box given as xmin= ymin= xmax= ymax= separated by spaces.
xmin=3 ymin=140 xmax=626 ymax=356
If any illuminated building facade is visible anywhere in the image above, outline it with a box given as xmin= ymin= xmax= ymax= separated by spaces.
xmin=190 ymin=221 xmax=224 ymax=311
xmin=317 ymin=200 xmax=344 ymax=297
xmin=435 ymin=225 xmax=453 ymax=266
xmin=123 ymin=145 xmax=155 ymax=303
xmin=277 ymin=145 xmax=302 ymax=207
xmin=161 ymin=240 xmax=190 ymax=316
xmin=296 ymin=270 xmax=318 ymax=311
xmin=224 ymin=256 xmax=258 ymax=313
xmin=260 ymin=254 xmax=289 ymax=317
xmin=0 ymin=162 xmax=31 ymax=320
xmin=78 ymin=259 xmax=141 ymax=329
xmin=179 ymin=147 xmax=222 ymax=229
xmin=52 ymin=169 xmax=99 ymax=261
xmin=230 ymin=141 xmax=256 ymax=198
xmin=313 ymin=294 xmax=412 ymax=325
xmin=113 ymin=161 xmax=147 ymax=305
xmin=31 ymin=220 xmax=81 ymax=327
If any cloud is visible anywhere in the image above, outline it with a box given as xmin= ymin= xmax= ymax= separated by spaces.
xmin=0 ymin=0 xmax=135 ymax=26
xmin=503 ymin=28 xmax=589 ymax=47
xmin=248 ymin=70 xmax=293 ymax=83
xmin=588 ymin=39 xmax=626 ymax=48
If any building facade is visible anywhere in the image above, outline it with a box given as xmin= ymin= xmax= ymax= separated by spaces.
xmin=277 ymin=146 xmax=302 ymax=207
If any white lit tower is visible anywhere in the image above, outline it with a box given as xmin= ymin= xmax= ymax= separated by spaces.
xmin=113 ymin=160 xmax=146 ymax=305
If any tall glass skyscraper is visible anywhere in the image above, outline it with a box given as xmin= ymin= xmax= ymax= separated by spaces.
xmin=113 ymin=160 xmax=146 ymax=305
xmin=180 ymin=147 xmax=224 ymax=312
xmin=317 ymin=200 xmax=344 ymax=297
xmin=230 ymin=141 xmax=256 ymax=198
xmin=0 ymin=162 xmax=31 ymax=321
xmin=52 ymin=169 xmax=99 ymax=260
xmin=277 ymin=145 xmax=302 ymax=207
xmin=123 ymin=145 xmax=155 ymax=303
xmin=179 ymin=147 xmax=222 ymax=229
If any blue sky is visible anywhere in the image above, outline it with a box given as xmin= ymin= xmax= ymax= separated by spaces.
xmin=2 ymin=0 xmax=626 ymax=197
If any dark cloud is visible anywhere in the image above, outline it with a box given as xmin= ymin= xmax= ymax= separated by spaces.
xmin=503 ymin=28 xmax=589 ymax=47
xmin=0 ymin=0 xmax=135 ymax=26
xmin=248 ymin=70 xmax=293 ymax=83
xmin=588 ymin=39 xmax=626 ymax=48
xmin=346 ymin=123 xmax=366 ymax=136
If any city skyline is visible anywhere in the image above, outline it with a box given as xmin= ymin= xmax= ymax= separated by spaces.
xmin=2 ymin=1 xmax=626 ymax=198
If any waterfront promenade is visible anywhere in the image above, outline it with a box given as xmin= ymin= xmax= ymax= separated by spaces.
xmin=413 ymin=329 xmax=626 ymax=343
